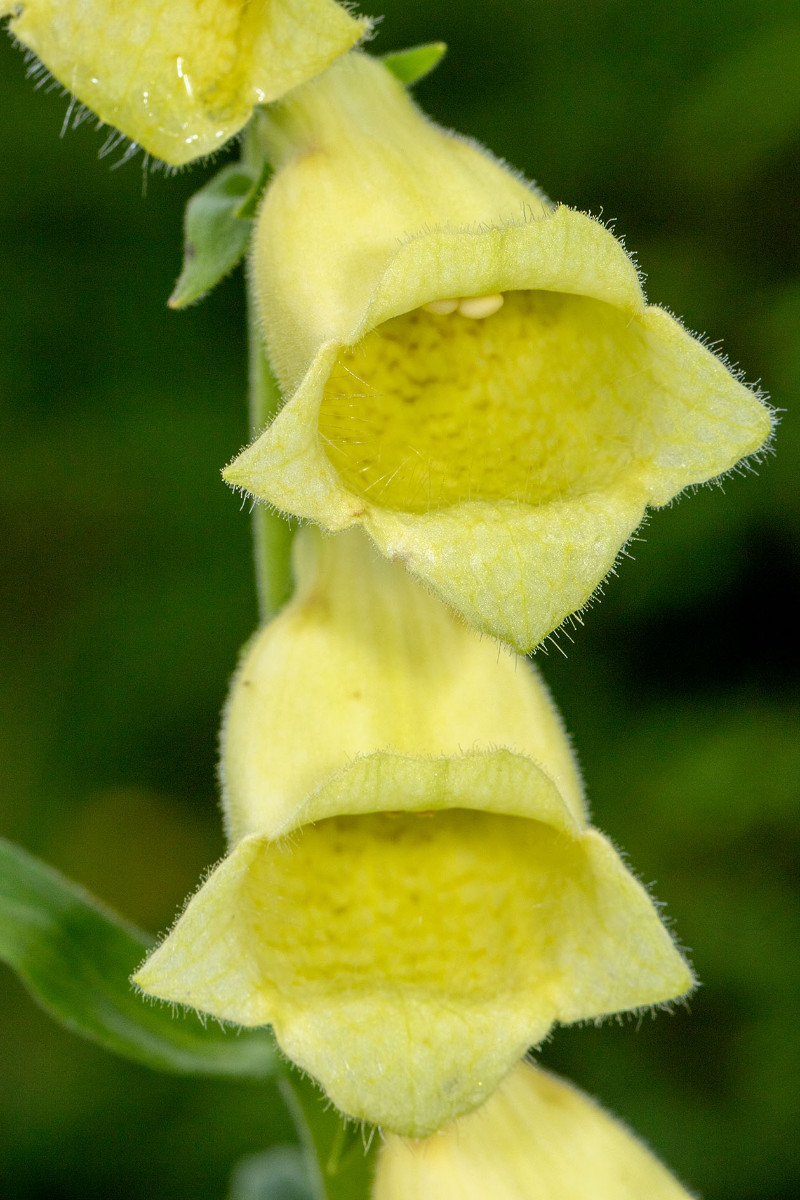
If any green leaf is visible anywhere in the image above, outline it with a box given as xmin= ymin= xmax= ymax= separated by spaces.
xmin=0 ymin=837 xmax=278 ymax=1079
xmin=228 ymin=1147 xmax=315 ymax=1200
xmin=169 ymin=164 xmax=259 ymax=309
xmin=383 ymin=42 xmax=447 ymax=87
xmin=279 ymin=1072 xmax=377 ymax=1200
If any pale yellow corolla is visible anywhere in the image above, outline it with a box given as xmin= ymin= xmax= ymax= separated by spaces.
xmin=1 ymin=0 xmax=369 ymax=163
xmin=134 ymin=527 xmax=692 ymax=1137
xmin=374 ymin=1059 xmax=695 ymax=1200
xmin=226 ymin=51 xmax=772 ymax=653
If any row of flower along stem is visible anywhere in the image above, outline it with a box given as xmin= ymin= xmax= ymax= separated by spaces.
xmin=141 ymin=42 xmax=767 ymax=1200
xmin=1 ymin=1 xmax=772 ymax=1192
xmin=223 ymin=49 xmax=749 ymax=1194
xmin=239 ymin=233 xmax=698 ymax=1192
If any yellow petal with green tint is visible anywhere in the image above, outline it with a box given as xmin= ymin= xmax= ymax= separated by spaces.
xmin=374 ymin=1060 xmax=694 ymax=1199
xmin=135 ymin=528 xmax=692 ymax=1136
xmin=221 ymin=527 xmax=585 ymax=843
xmin=227 ymin=52 xmax=773 ymax=652
xmin=134 ymin=777 xmax=692 ymax=1136
xmin=1 ymin=0 xmax=369 ymax=165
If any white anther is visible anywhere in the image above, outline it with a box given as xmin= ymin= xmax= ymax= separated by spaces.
xmin=423 ymin=299 xmax=459 ymax=315
xmin=458 ymin=294 xmax=504 ymax=319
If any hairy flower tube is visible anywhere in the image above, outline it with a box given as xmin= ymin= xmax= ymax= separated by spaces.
xmin=224 ymin=51 xmax=773 ymax=652
xmin=134 ymin=527 xmax=692 ymax=1137
xmin=1 ymin=0 xmax=369 ymax=165
xmin=374 ymin=1059 xmax=694 ymax=1200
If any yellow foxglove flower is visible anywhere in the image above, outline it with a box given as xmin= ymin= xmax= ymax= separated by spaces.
xmin=1 ymin=0 xmax=369 ymax=165
xmin=374 ymin=1059 xmax=694 ymax=1200
xmin=134 ymin=527 xmax=692 ymax=1137
xmin=225 ymin=51 xmax=773 ymax=652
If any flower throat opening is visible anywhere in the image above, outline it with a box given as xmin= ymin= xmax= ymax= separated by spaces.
xmin=318 ymin=290 xmax=647 ymax=513
xmin=242 ymin=809 xmax=585 ymax=1002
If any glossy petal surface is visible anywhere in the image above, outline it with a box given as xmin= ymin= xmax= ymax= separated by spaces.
xmin=2 ymin=0 xmax=368 ymax=163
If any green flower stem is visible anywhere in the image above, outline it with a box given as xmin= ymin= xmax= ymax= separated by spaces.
xmin=243 ymin=113 xmax=294 ymax=622
xmin=280 ymin=1072 xmax=377 ymax=1200
xmin=246 ymin=280 xmax=296 ymax=622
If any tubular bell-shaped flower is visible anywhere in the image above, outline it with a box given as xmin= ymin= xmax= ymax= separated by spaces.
xmin=134 ymin=527 xmax=692 ymax=1137
xmin=225 ymin=51 xmax=773 ymax=653
xmin=1 ymin=0 xmax=369 ymax=165
xmin=374 ymin=1059 xmax=694 ymax=1200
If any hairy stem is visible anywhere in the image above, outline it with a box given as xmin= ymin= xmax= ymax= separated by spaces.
xmin=243 ymin=115 xmax=295 ymax=621
xmin=246 ymin=282 xmax=295 ymax=621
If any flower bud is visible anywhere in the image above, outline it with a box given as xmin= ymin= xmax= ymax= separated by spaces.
xmin=134 ymin=528 xmax=692 ymax=1137
xmin=226 ymin=51 xmax=772 ymax=652
xmin=374 ymin=1059 xmax=695 ymax=1200
xmin=1 ymin=0 xmax=369 ymax=164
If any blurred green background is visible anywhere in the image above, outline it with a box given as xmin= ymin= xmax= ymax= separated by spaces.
xmin=1 ymin=1 xmax=798 ymax=1197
